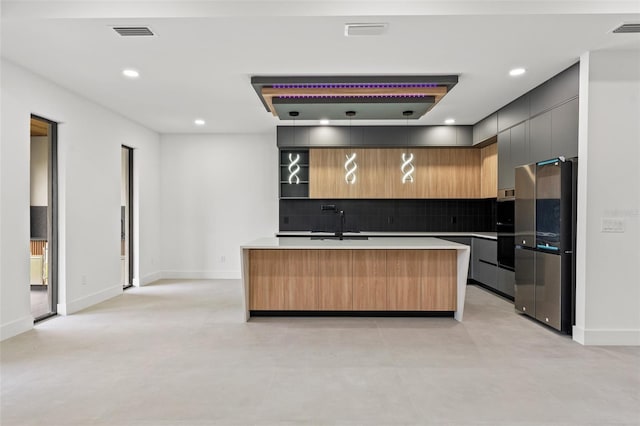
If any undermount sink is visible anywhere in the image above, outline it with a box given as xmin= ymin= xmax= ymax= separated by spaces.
xmin=310 ymin=236 xmax=369 ymax=241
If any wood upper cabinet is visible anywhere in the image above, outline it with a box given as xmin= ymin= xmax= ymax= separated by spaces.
xmin=480 ymin=143 xmax=498 ymax=198
xmin=310 ymin=147 xmax=483 ymax=199
xmin=420 ymin=250 xmax=457 ymax=311
xmin=385 ymin=148 xmax=418 ymax=198
xmin=415 ymin=148 xmax=480 ymax=198
xmin=353 ymin=250 xmax=387 ymax=310
xmin=310 ymin=148 xmax=386 ymax=198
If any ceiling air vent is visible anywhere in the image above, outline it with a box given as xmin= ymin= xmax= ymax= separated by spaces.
xmin=345 ymin=23 xmax=388 ymax=37
xmin=612 ymin=23 xmax=640 ymax=34
xmin=113 ymin=26 xmax=155 ymax=37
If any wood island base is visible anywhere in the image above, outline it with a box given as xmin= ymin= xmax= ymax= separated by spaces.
xmin=240 ymin=237 xmax=471 ymax=321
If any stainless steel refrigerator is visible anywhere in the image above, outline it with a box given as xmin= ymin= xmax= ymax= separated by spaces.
xmin=514 ymin=157 xmax=576 ymax=333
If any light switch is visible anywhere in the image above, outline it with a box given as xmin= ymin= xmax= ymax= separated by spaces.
xmin=601 ymin=218 xmax=625 ymax=233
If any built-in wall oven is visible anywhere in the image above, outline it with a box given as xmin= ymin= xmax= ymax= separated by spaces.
xmin=496 ymin=199 xmax=515 ymax=270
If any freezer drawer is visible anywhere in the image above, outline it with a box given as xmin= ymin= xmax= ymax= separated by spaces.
xmin=535 ymin=251 xmax=562 ymax=330
xmin=515 ymin=247 xmax=535 ymax=316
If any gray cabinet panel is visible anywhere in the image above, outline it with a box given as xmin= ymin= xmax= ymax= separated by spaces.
xmin=277 ymin=126 xmax=310 ymax=147
xmin=551 ymin=98 xmax=578 ymax=159
xmin=409 ymin=126 xmax=456 ymax=146
xmin=497 ymin=267 xmax=515 ymax=297
xmin=529 ymin=110 xmax=552 ymax=163
xmin=362 ymin=126 xmax=407 ymax=146
xmin=510 ymin=121 xmax=528 ymax=169
xmin=456 ymin=126 xmax=474 ymax=146
xmin=497 ymin=130 xmax=511 ymax=190
xmin=309 ymin=126 xmax=362 ymax=147
xmin=473 ymin=238 xmax=497 ymax=264
xmin=473 ymin=113 xmax=498 ymax=145
xmin=498 ymin=94 xmax=529 ymax=132
xmin=530 ymin=63 xmax=579 ymax=117
xmin=475 ymin=260 xmax=498 ymax=288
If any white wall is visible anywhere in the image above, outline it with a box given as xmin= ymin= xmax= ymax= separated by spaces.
xmin=1 ymin=59 xmax=162 ymax=340
xmin=160 ymin=133 xmax=278 ymax=279
xmin=574 ymin=49 xmax=640 ymax=345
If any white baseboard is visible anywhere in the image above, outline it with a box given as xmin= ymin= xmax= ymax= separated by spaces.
xmin=573 ymin=326 xmax=640 ymax=346
xmin=57 ymin=284 xmax=122 ymax=315
xmin=139 ymin=271 xmax=163 ymax=286
xmin=0 ymin=315 xmax=33 ymax=341
xmin=161 ymin=270 xmax=240 ymax=280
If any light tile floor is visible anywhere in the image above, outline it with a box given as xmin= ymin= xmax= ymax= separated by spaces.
xmin=1 ymin=280 xmax=639 ymax=426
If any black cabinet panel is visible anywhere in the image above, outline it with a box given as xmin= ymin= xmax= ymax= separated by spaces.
xmin=551 ymin=98 xmax=578 ymax=159
xmin=498 ymin=94 xmax=529 ymax=132
xmin=529 ymin=111 xmax=552 ymax=163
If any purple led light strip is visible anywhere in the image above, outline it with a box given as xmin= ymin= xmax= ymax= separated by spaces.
xmin=271 ymin=83 xmax=440 ymax=89
xmin=278 ymin=94 xmax=429 ymax=98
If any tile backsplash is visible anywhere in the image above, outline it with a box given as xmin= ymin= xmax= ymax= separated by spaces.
xmin=280 ymin=199 xmax=496 ymax=232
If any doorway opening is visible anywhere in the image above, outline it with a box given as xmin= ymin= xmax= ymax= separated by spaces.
xmin=121 ymin=146 xmax=134 ymax=289
xmin=29 ymin=115 xmax=58 ymax=321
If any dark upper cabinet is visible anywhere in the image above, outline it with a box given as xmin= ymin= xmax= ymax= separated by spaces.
xmin=551 ymin=98 xmax=579 ymax=159
xmin=498 ymin=121 xmax=528 ymax=190
xmin=498 ymin=94 xmax=530 ymax=132
xmin=510 ymin=121 xmax=528 ymax=169
xmin=277 ymin=126 xmax=310 ymax=147
xmin=529 ymin=63 xmax=579 ymax=117
xmin=362 ymin=126 xmax=407 ymax=146
xmin=529 ymin=110 xmax=552 ymax=163
xmin=473 ymin=113 xmax=498 ymax=145
xmin=497 ymin=130 xmax=511 ymax=190
xmin=309 ymin=126 xmax=362 ymax=146
xmin=409 ymin=126 xmax=456 ymax=146
xmin=278 ymin=125 xmax=477 ymax=147
xmin=456 ymin=126 xmax=474 ymax=146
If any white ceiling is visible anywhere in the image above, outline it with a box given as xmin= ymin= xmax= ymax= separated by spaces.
xmin=2 ymin=1 xmax=639 ymax=134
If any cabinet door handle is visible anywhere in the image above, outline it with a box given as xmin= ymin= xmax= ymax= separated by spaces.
xmin=479 ymin=259 xmax=498 ymax=267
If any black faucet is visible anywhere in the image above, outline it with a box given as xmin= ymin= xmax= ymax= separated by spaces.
xmin=321 ymin=204 xmax=346 ymax=240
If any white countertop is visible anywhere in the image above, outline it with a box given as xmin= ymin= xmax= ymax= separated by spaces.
xmin=242 ymin=236 xmax=471 ymax=250
xmin=275 ymin=231 xmax=497 ymax=240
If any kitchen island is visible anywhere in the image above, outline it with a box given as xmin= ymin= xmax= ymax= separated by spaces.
xmin=240 ymin=237 xmax=470 ymax=321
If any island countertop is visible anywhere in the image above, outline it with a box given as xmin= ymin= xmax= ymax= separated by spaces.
xmin=242 ymin=236 xmax=473 ymax=250
xmin=274 ymin=231 xmax=497 ymax=240
xmin=240 ymin=237 xmax=470 ymax=321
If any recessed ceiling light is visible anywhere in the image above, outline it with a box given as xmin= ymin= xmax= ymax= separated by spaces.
xmin=194 ymin=119 xmax=206 ymax=126
xmin=122 ymin=69 xmax=140 ymax=78
xmin=444 ymin=118 xmax=455 ymax=125
xmin=509 ymin=68 xmax=526 ymax=77
xmin=319 ymin=119 xmax=330 ymax=125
